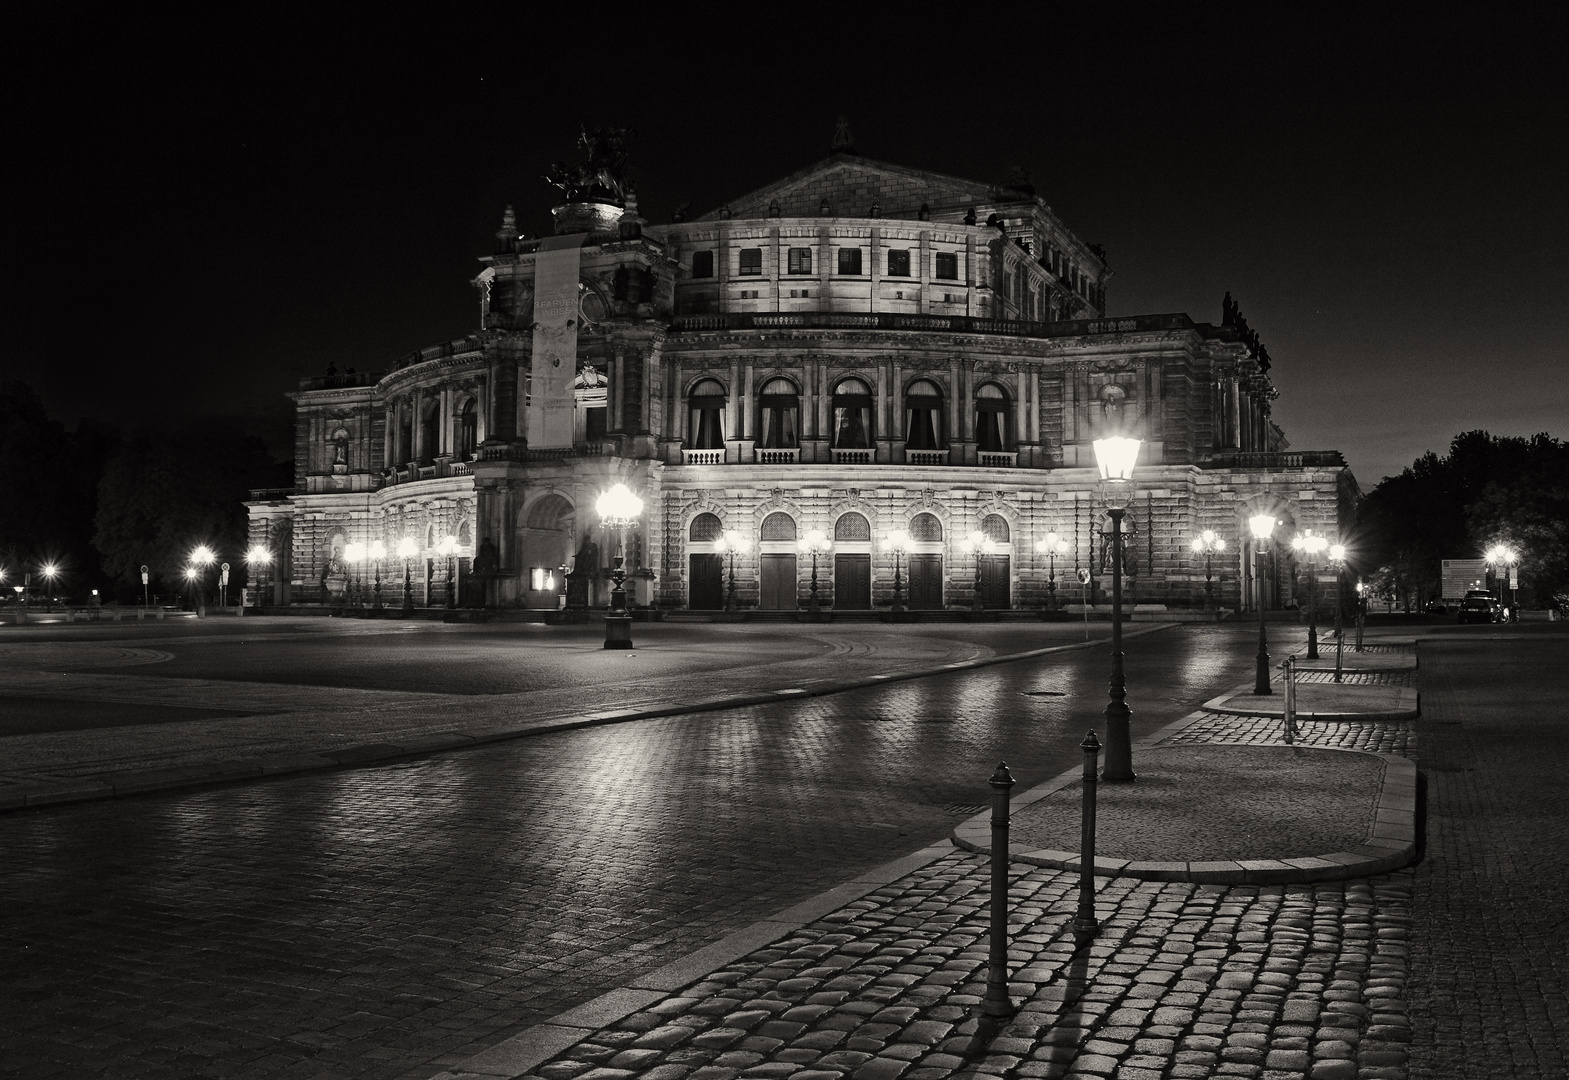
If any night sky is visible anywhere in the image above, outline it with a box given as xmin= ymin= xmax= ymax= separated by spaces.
xmin=4 ymin=10 xmax=1565 ymax=485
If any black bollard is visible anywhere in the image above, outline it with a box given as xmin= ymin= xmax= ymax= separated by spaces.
xmin=1075 ymin=732 xmax=1101 ymax=935
xmin=982 ymin=761 xmax=1016 ymax=1018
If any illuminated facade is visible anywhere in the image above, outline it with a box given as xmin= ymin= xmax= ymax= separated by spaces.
xmin=246 ymin=135 xmax=1355 ymax=615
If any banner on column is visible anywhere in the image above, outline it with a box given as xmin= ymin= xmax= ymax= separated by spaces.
xmin=528 ymin=233 xmax=589 ymax=448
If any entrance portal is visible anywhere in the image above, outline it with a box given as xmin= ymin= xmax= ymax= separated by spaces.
xmin=834 ymin=553 xmax=871 ymax=609
xmin=689 ymin=553 xmax=724 ymax=609
xmin=978 ymin=555 xmax=1011 ymax=609
xmin=908 ymin=554 xmax=944 ymax=610
xmin=760 ymin=554 xmax=798 ymax=610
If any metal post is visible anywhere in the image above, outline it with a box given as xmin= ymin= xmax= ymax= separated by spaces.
xmin=1306 ymin=558 xmax=1319 ymax=660
xmin=808 ymin=551 xmax=820 ymax=614
xmin=1254 ymin=544 xmax=1272 ymax=694
xmin=724 ymin=551 xmax=738 ymax=612
xmin=1334 ymin=583 xmax=1345 ymax=683
xmin=373 ymin=560 xmax=383 ymax=611
xmin=1355 ymin=589 xmax=1365 ymax=652
xmin=401 ymin=558 xmax=413 ymax=615
xmin=1047 ymin=554 xmax=1057 ymax=610
xmin=1103 ymin=508 xmax=1135 ymax=781
xmin=1204 ymin=550 xmax=1214 ymax=610
xmin=1075 ymin=731 xmax=1100 ymax=934
xmin=447 ymin=554 xmax=457 ymax=609
xmin=983 ymin=761 xmax=1016 ymax=1018
xmin=891 ymin=550 xmax=905 ymax=613
xmin=1283 ymin=656 xmax=1297 ymax=743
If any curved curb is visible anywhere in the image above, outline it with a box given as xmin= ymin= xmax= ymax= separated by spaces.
xmin=1 ymin=623 xmax=1179 ymax=813
xmin=1201 ymin=684 xmax=1420 ymax=721
xmin=951 ymin=743 xmax=1417 ymax=885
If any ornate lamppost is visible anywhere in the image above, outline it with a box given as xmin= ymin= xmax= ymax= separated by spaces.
xmin=369 ymin=540 xmax=386 ymax=612
xmin=886 ymin=529 xmax=912 ymax=614
xmin=1189 ymin=529 xmax=1227 ymax=610
xmin=1485 ymin=543 xmax=1519 ymax=619
xmin=1291 ymin=530 xmax=1328 ymax=658
xmin=184 ymin=566 xmax=199 ymax=612
xmin=960 ymin=530 xmax=989 ymax=612
xmin=1093 ymin=436 xmax=1141 ymax=782
xmin=1329 ymin=543 xmax=1348 ymax=682
xmin=246 ymin=544 xmax=273 ymax=610
xmin=799 ymin=529 xmax=831 ymax=617
xmin=397 ymin=537 xmax=418 ymax=614
xmin=345 ymin=541 xmax=366 ymax=611
xmin=1035 ymin=531 xmax=1070 ymax=610
xmin=437 ymin=535 xmax=459 ymax=609
xmin=596 ymin=482 xmax=644 ymax=649
xmin=1249 ymin=514 xmax=1278 ymax=694
xmin=190 ymin=545 xmax=215 ymax=617
xmin=714 ymin=528 xmax=750 ymax=613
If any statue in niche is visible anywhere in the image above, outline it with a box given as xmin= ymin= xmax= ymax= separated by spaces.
xmin=1097 ymin=384 xmax=1128 ymax=434
xmin=474 ymin=537 xmax=501 ymax=576
xmin=565 ymin=536 xmax=599 ymax=610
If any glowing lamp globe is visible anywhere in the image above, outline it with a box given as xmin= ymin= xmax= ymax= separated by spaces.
xmin=596 ymin=483 xmax=644 ymax=529
xmin=1248 ymin=514 xmax=1277 ymax=541
xmin=247 ymin=545 xmax=272 ymax=564
xmin=397 ymin=537 xmax=419 ymax=559
xmin=1092 ymin=437 xmax=1141 ymax=482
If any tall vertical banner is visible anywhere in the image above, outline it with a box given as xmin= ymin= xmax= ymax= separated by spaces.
xmin=528 ymin=233 xmax=589 ymax=448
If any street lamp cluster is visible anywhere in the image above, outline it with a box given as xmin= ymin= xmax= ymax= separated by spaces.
xmin=1485 ymin=544 xmax=1519 ymax=618
xmin=596 ymin=482 xmax=645 ymax=648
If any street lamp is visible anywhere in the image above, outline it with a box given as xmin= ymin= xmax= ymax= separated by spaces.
xmin=397 ymin=537 xmax=419 ymax=614
xmin=1291 ymin=530 xmax=1329 ymax=659
xmin=1249 ymin=513 xmax=1278 ymax=694
xmin=1189 ymin=530 xmax=1227 ymax=610
xmin=40 ymin=563 xmax=60 ymax=612
xmin=596 ymin=482 xmax=644 ymax=649
xmin=1093 ymin=435 xmax=1141 ymax=783
xmin=1485 ymin=544 xmax=1519 ymax=619
xmin=1328 ymin=543 xmax=1348 ymax=682
xmin=714 ymin=528 xmax=749 ymax=612
xmin=184 ymin=566 xmax=199 ymax=612
xmin=800 ymin=530 xmax=831 ymax=616
xmin=369 ymin=540 xmax=387 ymax=611
xmin=437 ymin=535 xmax=459 ymax=609
xmin=1035 ymin=531 xmax=1070 ymax=610
xmin=190 ymin=546 xmax=215 ymax=616
xmin=959 ymin=530 xmax=990 ymax=612
xmin=345 ymin=541 xmax=367 ymax=611
xmin=885 ymin=529 xmax=913 ymax=613
xmin=246 ymin=544 xmax=273 ymax=610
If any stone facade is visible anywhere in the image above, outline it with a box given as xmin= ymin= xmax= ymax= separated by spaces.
xmin=246 ymin=148 xmax=1355 ymax=614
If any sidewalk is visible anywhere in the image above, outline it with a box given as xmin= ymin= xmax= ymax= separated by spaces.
xmin=431 ymin=636 xmax=1419 ymax=1080
xmin=0 ymin=619 xmax=1150 ymax=812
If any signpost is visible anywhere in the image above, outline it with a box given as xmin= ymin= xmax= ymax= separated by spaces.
xmin=1077 ymin=567 xmax=1092 ymax=639
xmin=1441 ymin=558 xmax=1488 ymax=600
xmin=140 ymin=565 xmax=149 ymax=609
xmin=220 ymin=563 xmax=230 ymax=609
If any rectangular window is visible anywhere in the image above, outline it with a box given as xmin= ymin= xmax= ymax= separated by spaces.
xmin=787 ymin=247 xmax=813 ymax=274
xmin=789 ymin=288 xmax=812 ymax=298
xmin=738 ymin=248 xmax=763 ymax=275
xmin=837 ymin=247 xmax=863 ymax=275
xmin=935 ymin=251 xmax=958 ymax=280
xmin=692 ymin=250 xmax=714 ymax=278
xmin=886 ymin=249 xmax=910 ymax=276
xmin=739 ymin=289 xmax=759 ymax=299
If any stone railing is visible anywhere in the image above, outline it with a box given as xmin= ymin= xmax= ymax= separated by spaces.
xmin=905 ymin=449 xmax=949 ymax=466
xmin=978 ymin=451 xmax=1018 ymax=468
xmin=1208 ymin=450 xmax=1346 ymax=469
xmin=297 ymin=370 xmax=382 ymax=392
xmin=669 ymin=311 xmax=1196 ymax=340
xmin=832 ymin=448 xmax=874 ymax=465
xmin=755 ymin=448 xmax=800 ymax=464
xmin=682 ymin=449 xmax=724 ymax=465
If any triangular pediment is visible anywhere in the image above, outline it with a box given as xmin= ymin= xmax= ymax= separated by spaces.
xmin=697 ymin=154 xmax=1033 ymax=223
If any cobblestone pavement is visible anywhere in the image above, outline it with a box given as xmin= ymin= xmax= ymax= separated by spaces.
xmin=1404 ymin=627 xmax=1569 ymax=1079
xmin=0 ymin=623 xmax=1270 ymax=1080
xmin=510 ymin=854 xmax=1415 ymax=1080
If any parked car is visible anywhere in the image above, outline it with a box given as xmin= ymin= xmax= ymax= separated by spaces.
xmin=1457 ymin=590 xmax=1501 ymax=624
xmin=1424 ymin=600 xmax=1448 ymax=614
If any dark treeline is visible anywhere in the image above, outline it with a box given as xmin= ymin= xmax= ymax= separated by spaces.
xmin=1356 ymin=430 xmax=1568 ymax=611
xmin=0 ymin=382 xmax=290 ymax=603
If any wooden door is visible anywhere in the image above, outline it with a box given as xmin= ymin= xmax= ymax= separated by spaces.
xmin=908 ymin=554 xmax=944 ymax=610
xmin=688 ymin=553 xmax=724 ymax=610
xmin=834 ymin=553 xmax=871 ymax=609
xmin=759 ymin=554 xmax=798 ymax=610
xmin=979 ymin=555 xmax=1011 ymax=609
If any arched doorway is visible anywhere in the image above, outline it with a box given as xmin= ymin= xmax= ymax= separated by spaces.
xmin=833 ymin=512 xmax=872 ymax=609
xmin=520 ymin=494 xmax=574 ymax=608
xmin=907 ymin=512 xmax=944 ymax=610
xmin=759 ymin=512 xmax=798 ymax=610
xmin=978 ymin=513 xmax=1012 ymax=609
xmin=688 ymin=512 xmax=725 ymax=609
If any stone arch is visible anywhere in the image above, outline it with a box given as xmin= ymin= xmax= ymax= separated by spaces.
xmin=909 ymin=512 xmax=943 ymax=543
xmin=689 ymin=511 xmax=723 ymax=542
xmin=834 ymin=512 xmax=871 ymax=542
xmin=981 ymin=513 xmax=1011 ymax=544
xmin=519 ymin=493 xmax=576 ymax=605
xmin=760 ymin=512 xmax=797 ymax=541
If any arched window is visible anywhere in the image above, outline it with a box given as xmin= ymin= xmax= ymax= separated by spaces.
xmin=760 ymin=512 xmax=797 ymax=541
xmin=397 ymin=405 xmax=413 ymax=465
xmin=910 ymin=513 xmax=943 ymax=542
xmin=834 ymin=512 xmax=871 ymax=541
xmin=689 ymin=512 xmax=723 ymax=542
xmin=688 ymin=379 xmax=727 ymax=449
xmin=975 ymin=383 xmax=1011 ymax=452
xmin=905 ymin=379 xmax=944 ymax=450
xmin=981 ymin=514 xmax=1010 ymax=543
xmin=757 ymin=378 xmax=799 ymax=449
xmin=457 ymin=397 xmax=478 ymax=460
xmin=419 ymin=400 xmax=440 ymax=464
xmin=832 ymin=378 xmax=872 ymax=449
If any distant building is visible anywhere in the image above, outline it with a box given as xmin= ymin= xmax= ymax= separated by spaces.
xmin=247 ymin=128 xmax=1355 ymax=615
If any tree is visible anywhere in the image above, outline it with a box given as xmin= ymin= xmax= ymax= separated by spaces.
xmin=93 ymin=422 xmax=289 ymax=600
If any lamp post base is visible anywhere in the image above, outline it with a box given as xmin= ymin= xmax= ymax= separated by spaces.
xmin=603 ymin=615 xmax=634 ymax=649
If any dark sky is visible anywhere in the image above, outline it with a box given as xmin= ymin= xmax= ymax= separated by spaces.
xmin=4 ymin=9 xmax=1565 ymax=485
